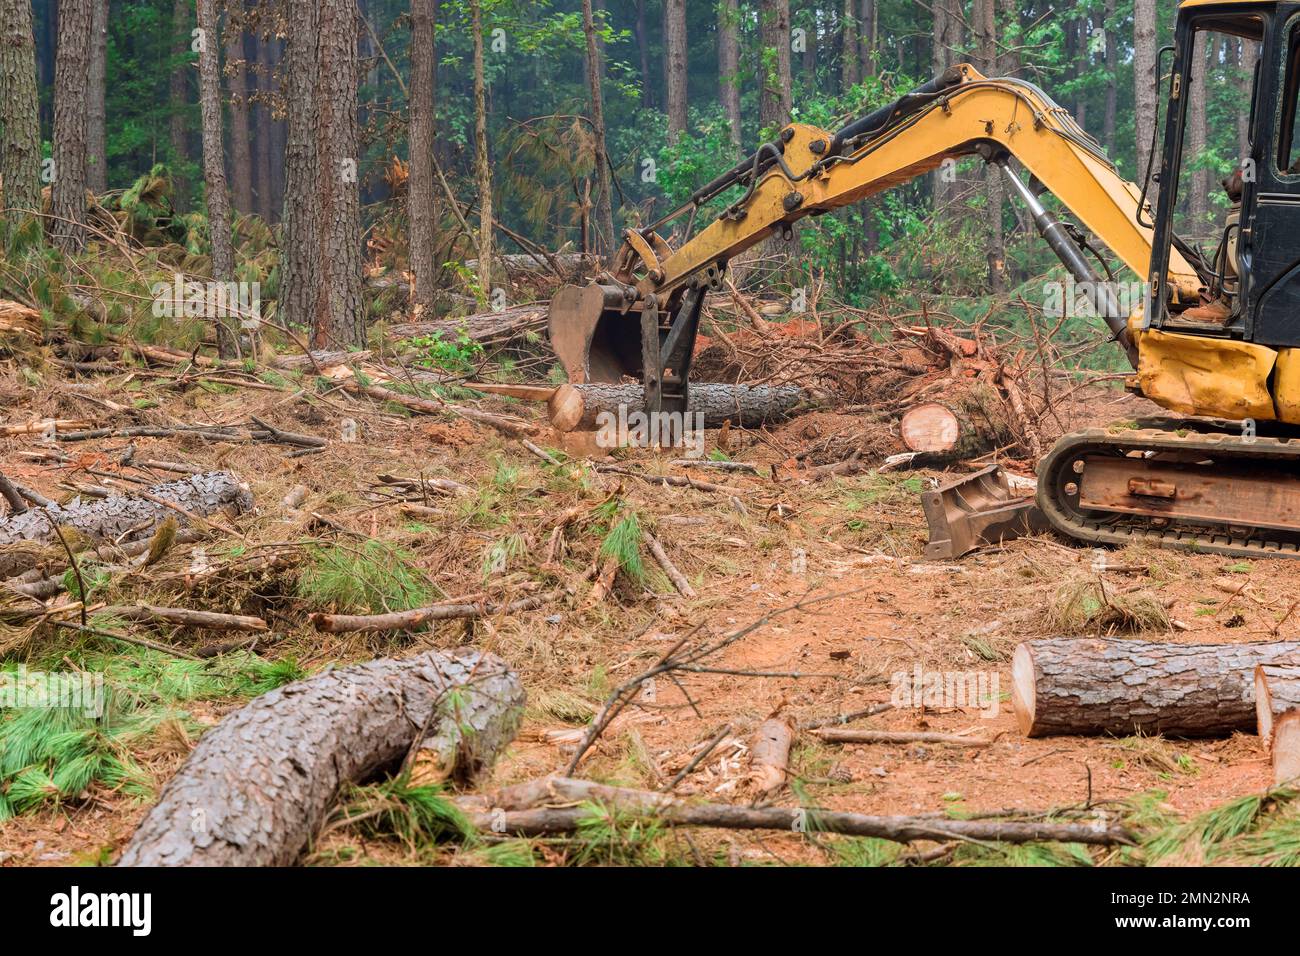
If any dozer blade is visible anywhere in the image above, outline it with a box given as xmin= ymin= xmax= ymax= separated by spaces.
xmin=921 ymin=465 xmax=1049 ymax=559
xmin=548 ymin=283 xmax=642 ymax=385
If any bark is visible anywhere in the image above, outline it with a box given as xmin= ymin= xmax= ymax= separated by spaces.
xmin=84 ymin=0 xmax=108 ymax=194
xmin=409 ymin=0 xmax=439 ymax=313
xmin=719 ymin=0 xmax=743 ymax=156
xmin=197 ymin=0 xmax=236 ymax=358
xmin=471 ymin=0 xmax=492 ymax=298
xmin=0 ymin=472 xmax=253 ymax=577
xmin=51 ymin=0 xmax=94 ymax=252
xmin=1238 ymin=40 xmax=1257 ymax=171
xmin=224 ymin=4 xmax=254 ymax=215
xmin=0 ymin=0 xmax=42 ymax=217
xmin=548 ymin=382 xmax=814 ymax=432
xmin=1133 ymin=0 xmax=1157 ymax=198
xmin=309 ymin=591 xmax=559 ymax=634
xmin=663 ymin=0 xmax=687 ymax=145
xmin=1012 ymin=638 xmax=1300 ymax=738
xmin=582 ymin=0 xmax=614 ymax=256
xmin=759 ymin=0 xmax=792 ymax=131
xmin=170 ymin=0 xmax=192 ymax=210
xmin=118 ymin=649 xmax=525 ymax=866
xmin=1254 ymin=664 xmax=1300 ymax=751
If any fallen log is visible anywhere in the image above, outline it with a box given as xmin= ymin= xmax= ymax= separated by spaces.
xmin=813 ymin=728 xmax=991 ymax=747
xmin=102 ymin=604 xmax=268 ymax=633
xmin=459 ymin=780 xmax=1134 ymax=846
xmin=118 ymin=649 xmax=525 ymax=866
xmin=0 ymin=473 xmax=252 ymax=578
xmin=1012 ymin=638 xmax=1300 ymax=738
xmin=343 ymin=380 xmax=538 ymax=438
xmin=548 ymin=382 xmax=814 ymax=433
xmin=309 ymin=590 xmax=559 ymax=634
xmin=386 ymin=306 xmax=547 ymax=344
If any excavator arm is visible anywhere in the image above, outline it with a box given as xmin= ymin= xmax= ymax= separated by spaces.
xmin=550 ymin=64 xmax=1200 ymax=400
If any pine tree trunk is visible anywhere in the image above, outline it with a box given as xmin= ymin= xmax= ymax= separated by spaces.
xmin=471 ymin=0 xmax=492 ymax=299
xmin=975 ymin=0 xmax=1004 ymax=292
xmin=841 ymin=0 xmax=859 ymax=91
xmin=253 ymin=31 xmax=277 ymax=221
xmin=718 ymin=0 xmax=743 ymax=157
xmin=85 ymin=0 xmax=108 ymax=194
xmin=51 ymin=0 xmax=94 ymax=253
xmin=225 ymin=4 xmax=253 ymax=215
xmin=859 ymin=0 xmax=876 ymax=81
xmin=196 ymin=0 xmax=236 ymax=358
xmin=409 ymin=0 xmax=439 ymax=313
xmin=170 ymin=0 xmax=192 ymax=210
xmin=1187 ymin=33 xmax=1209 ymax=234
xmin=636 ymin=0 xmax=652 ymax=108
xmin=664 ymin=0 xmax=687 ymax=145
xmin=282 ymin=5 xmax=321 ymax=340
xmin=316 ymin=0 xmax=363 ymax=348
xmin=1238 ymin=40 xmax=1257 ymax=172
xmin=931 ymin=0 xmax=962 ymax=210
xmin=1103 ymin=0 xmax=1117 ymax=151
xmin=759 ymin=0 xmax=792 ymax=131
xmin=583 ymin=0 xmax=614 ymax=257
xmin=1133 ymin=0 xmax=1158 ymax=201
xmin=0 ymin=0 xmax=43 ymax=218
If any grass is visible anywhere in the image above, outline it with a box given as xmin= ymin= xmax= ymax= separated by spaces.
xmin=297 ymin=540 xmax=439 ymax=614
xmin=1045 ymin=579 xmax=1171 ymax=634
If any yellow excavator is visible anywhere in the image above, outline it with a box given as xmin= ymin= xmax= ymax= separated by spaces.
xmin=548 ymin=0 xmax=1300 ymax=559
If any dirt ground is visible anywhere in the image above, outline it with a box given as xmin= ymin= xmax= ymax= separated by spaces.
xmin=0 ymin=365 xmax=1289 ymax=866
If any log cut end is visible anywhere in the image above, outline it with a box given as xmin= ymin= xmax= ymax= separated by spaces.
xmin=1011 ymin=643 xmax=1037 ymax=737
xmin=1256 ymin=665 xmax=1276 ymax=751
xmin=548 ymin=384 xmax=585 ymax=433
xmin=900 ymin=403 xmax=960 ymax=453
xmin=1274 ymin=712 xmax=1300 ymax=788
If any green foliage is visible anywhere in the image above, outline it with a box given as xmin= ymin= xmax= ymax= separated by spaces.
xmin=597 ymin=507 xmax=645 ymax=584
xmin=409 ymin=326 xmax=484 ymax=375
xmin=333 ymin=776 xmax=477 ymax=850
xmin=297 ymin=541 xmax=438 ymax=615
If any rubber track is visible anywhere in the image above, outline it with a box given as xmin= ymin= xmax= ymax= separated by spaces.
xmin=1037 ymin=427 xmax=1300 ymax=558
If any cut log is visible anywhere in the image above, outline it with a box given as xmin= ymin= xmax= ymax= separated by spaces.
xmin=813 ymin=728 xmax=991 ymax=747
xmin=1255 ymin=665 xmax=1300 ymax=749
xmin=749 ymin=718 xmax=793 ymax=797
xmin=118 ymin=649 xmax=524 ymax=866
xmin=1272 ymin=712 xmax=1300 ymax=787
xmin=549 ymin=382 xmax=813 ymax=433
xmin=900 ymin=403 xmax=960 ymax=452
xmin=898 ymin=383 xmax=1015 ymax=461
xmin=0 ymin=473 xmax=252 ymax=578
xmin=1012 ymin=638 xmax=1300 ymax=738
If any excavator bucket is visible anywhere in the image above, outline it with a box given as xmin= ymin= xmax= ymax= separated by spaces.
xmin=921 ymin=465 xmax=1049 ymax=559
xmin=548 ymin=283 xmax=643 ymax=385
